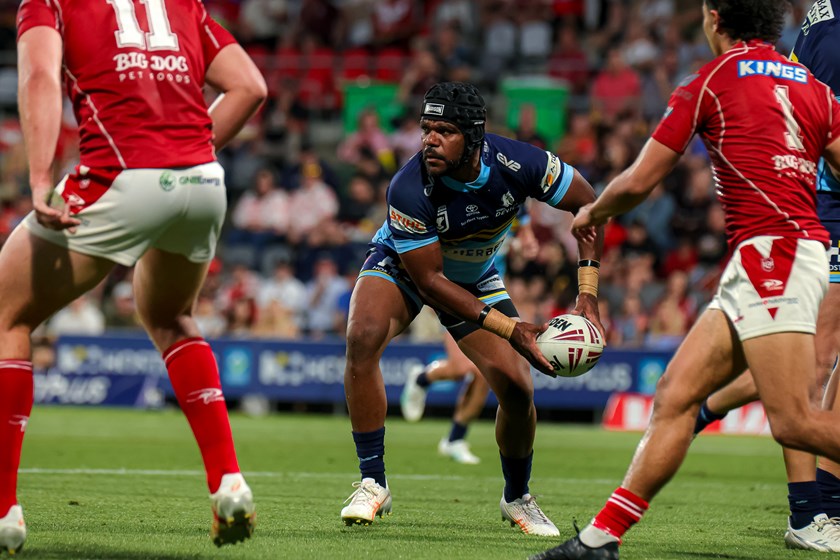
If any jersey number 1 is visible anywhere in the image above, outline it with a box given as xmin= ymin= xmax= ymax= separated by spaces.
xmin=107 ymin=0 xmax=179 ymax=51
xmin=774 ymin=85 xmax=805 ymax=152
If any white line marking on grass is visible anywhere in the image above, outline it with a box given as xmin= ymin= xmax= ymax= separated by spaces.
xmin=20 ymin=467 xmax=617 ymax=485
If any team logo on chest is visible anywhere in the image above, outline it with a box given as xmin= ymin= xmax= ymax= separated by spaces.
xmin=436 ymin=206 xmax=450 ymax=233
xmin=502 ymin=192 xmax=514 ymax=207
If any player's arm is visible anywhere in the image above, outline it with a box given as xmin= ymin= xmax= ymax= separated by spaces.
xmin=400 ymin=244 xmax=553 ymax=375
xmin=823 ymin=136 xmax=840 ymax=179
xmin=573 ymin=138 xmax=681 ymax=230
xmin=17 ymin=26 xmax=79 ymax=231
xmin=204 ymin=44 xmax=267 ymax=151
xmin=552 ymin=169 xmax=606 ymax=337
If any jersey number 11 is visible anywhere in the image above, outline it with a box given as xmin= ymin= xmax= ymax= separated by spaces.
xmin=107 ymin=0 xmax=179 ymax=51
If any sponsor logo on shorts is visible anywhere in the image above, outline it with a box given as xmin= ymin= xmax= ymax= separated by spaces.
xmin=179 ymin=175 xmax=221 ymax=187
xmin=159 ymin=171 xmax=175 ymax=191
xmin=476 ymin=275 xmax=504 ymax=292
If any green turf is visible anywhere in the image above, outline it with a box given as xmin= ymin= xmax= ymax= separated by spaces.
xmin=12 ymin=406 xmax=802 ymax=559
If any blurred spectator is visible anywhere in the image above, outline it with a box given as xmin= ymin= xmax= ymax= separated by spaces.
xmin=397 ymin=42 xmax=443 ymax=106
xmin=47 ymin=295 xmax=105 ymax=337
xmin=645 ymin=270 xmax=693 ymax=350
xmin=103 ymin=280 xmax=141 ymax=329
xmin=230 ymin=167 xmax=290 ymax=241
xmin=515 ymin=104 xmax=547 ymax=151
xmin=297 ymin=0 xmax=341 ymax=48
xmin=518 ymin=0 xmax=554 ymax=68
xmin=372 ymin=0 xmax=419 ymax=49
xmin=227 ymin=297 xmax=258 ymax=338
xmin=287 ymin=161 xmax=339 ymax=245
xmin=433 ymin=21 xmax=474 ymax=82
xmin=257 ymin=260 xmax=308 ymax=331
xmin=389 ymin=112 xmax=423 ymax=168
xmin=283 ymin=141 xmax=339 ymax=192
xmin=194 ymin=294 xmax=228 ymax=338
xmin=479 ymin=1 xmax=517 ymax=82
xmin=591 ymin=47 xmax=642 ymax=123
xmin=239 ymin=0 xmax=288 ymax=49
xmin=548 ymin=25 xmax=590 ymax=95
xmin=305 ymin=257 xmax=350 ymax=337
xmin=610 ymin=294 xmax=648 ymax=348
xmin=338 ymin=109 xmax=396 ymax=173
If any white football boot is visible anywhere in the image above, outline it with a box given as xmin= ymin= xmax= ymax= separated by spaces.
xmin=785 ymin=514 xmax=840 ymax=552
xmin=341 ymin=478 xmax=392 ymax=526
xmin=438 ymin=437 xmax=481 ymax=465
xmin=0 ymin=505 xmax=25 ymax=555
xmin=500 ymin=494 xmax=560 ymax=537
xmin=210 ymin=473 xmax=255 ymax=547
xmin=400 ymin=365 xmax=428 ymax=422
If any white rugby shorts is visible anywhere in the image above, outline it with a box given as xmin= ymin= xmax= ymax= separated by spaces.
xmin=24 ymin=162 xmax=226 ymax=266
xmin=708 ymin=235 xmax=828 ymax=340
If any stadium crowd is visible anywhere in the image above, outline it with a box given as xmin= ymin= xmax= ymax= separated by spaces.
xmin=0 ymin=0 xmax=816 ymax=347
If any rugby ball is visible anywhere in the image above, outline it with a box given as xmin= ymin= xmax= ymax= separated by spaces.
xmin=536 ymin=314 xmax=604 ymax=378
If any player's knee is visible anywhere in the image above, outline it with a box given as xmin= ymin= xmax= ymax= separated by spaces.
xmin=651 ymin=371 xmax=701 ymax=419
xmin=767 ymin=410 xmax=816 ymax=450
xmin=493 ymin=369 xmax=533 ymax=415
xmin=346 ymin=319 xmax=389 ymax=363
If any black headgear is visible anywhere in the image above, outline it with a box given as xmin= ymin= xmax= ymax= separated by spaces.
xmin=421 ymin=82 xmax=486 ymax=161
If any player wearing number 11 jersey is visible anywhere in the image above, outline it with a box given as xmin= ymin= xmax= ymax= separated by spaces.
xmin=0 ymin=0 xmax=266 ymax=553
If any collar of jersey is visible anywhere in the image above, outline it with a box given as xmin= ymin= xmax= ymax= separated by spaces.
xmin=440 ymin=159 xmax=490 ymax=192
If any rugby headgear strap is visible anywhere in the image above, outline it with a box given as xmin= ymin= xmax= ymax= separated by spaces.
xmin=421 ymin=82 xmax=486 ymax=165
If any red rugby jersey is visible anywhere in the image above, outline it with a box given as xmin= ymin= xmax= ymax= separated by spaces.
xmin=17 ymin=0 xmax=237 ymax=170
xmin=653 ymin=40 xmax=840 ymax=249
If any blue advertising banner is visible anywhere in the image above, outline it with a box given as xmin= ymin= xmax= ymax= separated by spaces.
xmin=52 ymin=335 xmax=674 ymax=409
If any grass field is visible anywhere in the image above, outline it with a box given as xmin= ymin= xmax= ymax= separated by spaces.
xmin=12 ymin=406 xmax=805 ymax=559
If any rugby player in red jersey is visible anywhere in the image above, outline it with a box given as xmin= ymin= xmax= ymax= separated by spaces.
xmin=0 ymin=0 xmax=266 ymax=553
xmin=532 ymin=1 xmax=840 ymax=558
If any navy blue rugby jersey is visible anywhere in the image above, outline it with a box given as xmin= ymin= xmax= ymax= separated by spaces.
xmin=793 ymin=0 xmax=840 ymax=193
xmin=370 ymin=133 xmax=575 ymax=283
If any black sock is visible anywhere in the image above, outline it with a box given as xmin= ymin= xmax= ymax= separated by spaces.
xmin=788 ymin=481 xmax=823 ymax=530
xmin=693 ymin=400 xmax=727 ymax=435
xmin=501 ymin=451 xmax=533 ymax=502
xmin=416 ymin=372 xmax=431 ymax=388
xmin=448 ymin=421 xmax=468 ymax=443
xmin=352 ymin=427 xmax=386 ymax=487
xmin=817 ymin=468 xmax=840 ymax=518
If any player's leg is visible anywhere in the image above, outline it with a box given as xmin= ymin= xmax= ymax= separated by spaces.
xmin=694 ymin=370 xmax=758 ymax=434
xmin=133 ymin=248 xmax=253 ymax=546
xmin=813 ymin=283 xmax=840 ymax=521
xmin=342 ymin=274 xmax=414 ymax=525
xmin=0 ymin=228 xmax=114 ymax=554
xmin=401 ymin=332 xmax=473 ymax=422
xmin=532 ymin=309 xmax=746 ymax=560
xmin=458 ymin=322 xmax=558 ymax=536
xmin=438 ymin=371 xmax=491 ymax=465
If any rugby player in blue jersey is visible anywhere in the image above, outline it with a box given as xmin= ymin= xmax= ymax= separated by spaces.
xmin=693 ymin=0 xmax=840 ymax=551
xmin=339 ymin=82 xmax=604 ymax=535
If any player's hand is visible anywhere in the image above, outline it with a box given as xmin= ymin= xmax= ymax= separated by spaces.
xmin=31 ymin=185 xmax=81 ymax=233
xmin=571 ymin=292 xmax=607 ymax=344
xmin=509 ymin=321 xmax=554 ymax=376
xmin=571 ymin=203 xmax=603 ymax=244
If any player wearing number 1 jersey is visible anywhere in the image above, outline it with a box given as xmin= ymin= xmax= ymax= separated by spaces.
xmin=0 ymin=0 xmax=266 ymax=553
xmin=533 ymin=1 xmax=840 ymax=559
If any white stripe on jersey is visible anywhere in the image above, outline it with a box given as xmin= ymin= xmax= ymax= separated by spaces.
xmin=63 ymin=67 xmax=128 ymax=169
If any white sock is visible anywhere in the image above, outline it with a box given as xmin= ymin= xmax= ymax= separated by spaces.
xmin=579 ymin=522 xmax=620 ymax=547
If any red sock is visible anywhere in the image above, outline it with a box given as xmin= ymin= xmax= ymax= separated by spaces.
xmin=164 ymin=338 xmax=239 ymax=493
xmin=0 ymin=361 xmax=34 ymax=516
xmin=592 ymin=487 xmax=649 ymax=542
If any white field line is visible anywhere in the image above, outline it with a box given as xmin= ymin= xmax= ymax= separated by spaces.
xmin=18 ymin=468 xmax=778 ymax=490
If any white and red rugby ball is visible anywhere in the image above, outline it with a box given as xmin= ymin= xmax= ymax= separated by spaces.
xmin=536 ymin=314 xmax=604 ymax=378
